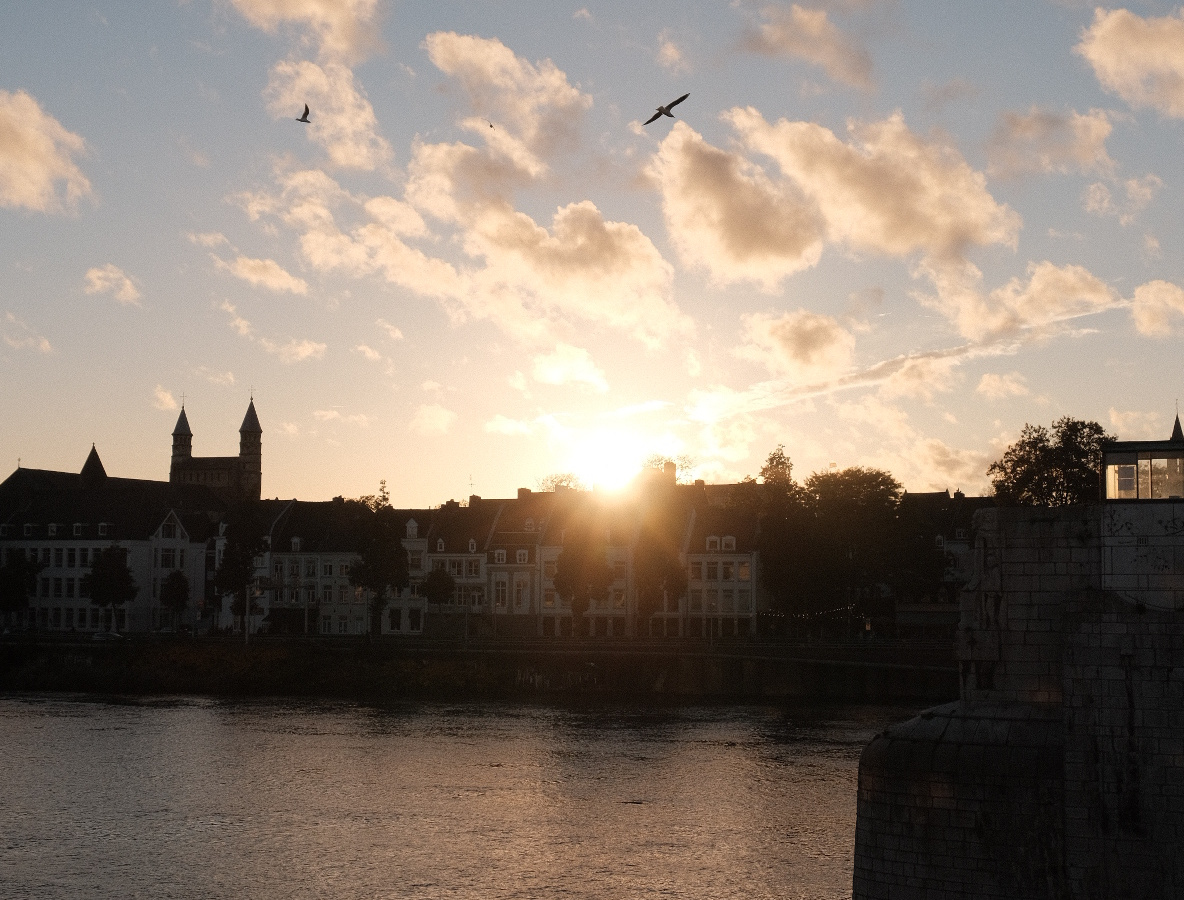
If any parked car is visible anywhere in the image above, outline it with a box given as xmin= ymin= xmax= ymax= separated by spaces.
xmin=92 ymin=631 xmax=124 ymax=642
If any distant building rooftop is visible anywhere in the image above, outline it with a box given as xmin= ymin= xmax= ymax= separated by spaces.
xmin=1102 ymin=414 xmax=1184 ymax=500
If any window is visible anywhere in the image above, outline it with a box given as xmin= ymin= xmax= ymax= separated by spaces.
xmin=339 ymin=586 xmax=349 ymax=603
xmin=53 ymin=578 xmax=63 ymax=598
xmin=340 ymin=563 xmax=349 ymax=577
xmin=79 ymin=578 xmax=90 ymax=599
xmin=447 ymin=559 xmax=461 ymax=577
xmin=690 ymin=561 xmax=702 ymax=581
xmin=516 ymin=549 xmax=528 ymax=564
xmin=706 ymin=536 xmax=719 ymax=552
xmin=24 ymin=524 xmax=32 ymax=537
xmin=544 ymin=590 xmax=556 ymax=609
xmin=322 ymin=585 xmax=332 ymax=603
xmin=934 ymin=536 xmax=945 ymax=549
xmin=495 ymin=549 xmax=506 ymax=564
xmin=321 ymin=615 xmax=332 ymax=633
xmin=706 ymin=562 xmax=718 ymax=581
xmin=409 ymin=553 xmax=421 ymax=572
xmin=613 ymin=590 xmax=625 ymax=609
xmin=721 ymin=562 xmax=734 ymax=581
xmin=161 ymin=549 xmax=176 ymax=569
xmin=67 ymin=549 xmax=76 ymax=568
xmin=721 ymin=589 xmax=734 ymax=613
xmin=524 ymin=518 xmax=534 ymax=532
xmin=737 ymin=590 xmax=752 ymax=613
xmin=468 ymin=539 xmax=477 ymax=553
xmin=322 ymin=563 xmax=333 ymax=577
xmin=722 ymin=536 xmax=735 ymax=551
xmin=98 ymin=523 xmax=108 ymax=537
xmin=48 ymin=524 xmax=57 ymax=537
xmin=737 ymin=561 xmax=751 ymax=581
xmin=514 ymin=577 xmax=528 ymax=608
xmin=495 ymin=579 xmax=508 ymax=608
xmin=73 ymin=524 xmax=82 ymax=537
xmin=465 ymin=559 xmax=479 ymax=578
xmin=40 ymin=548 xmax=49 ymax=565
xmin=338 ymin=615 xmax=348 ymax=634
xmin=304 ymin=560 xmax=316 ymax=577
xmin=54 ymin=548 xmax=63 ymax=568
xmin=690 ymin=589 xmax=703 ymax=612
xmin=65 ymin=579 xmax=75 ymax=599
xmin=306 ymin=587 xmax=316 ymax=604
xmin=39 ymin=578 xmax=49 ymax=598
xmin=406 ymin=520 xmax=418 ymax=539
xmin=544 ymin=560 xmax=557 ymax=579
xmin=408 ymin=608 xmax=421 ymax=631
xmin=955 ymin=528 xmax=968 ymax=541
xmin=613 ymin=562 xmax=626 ymax=581
xmin=288 ymin=588 xmax=298 ymax=602
xmin=470 ymin=586 xmax=484 ymax=607
xmin=273 ymin=563 xmax=283 ymax=579
xmin=705 ymin=589 xmax=718 ymax=612
xmin=390 ymin=608 xmax=403 ymax=632
xmin=291 ymin=537 xmax=301 ymax=552
xmin=162 ymin=523 xmax=176 ymax=539
xmin=289 ymin=561 xmax=299 ymax=576
xmin=437 ymin=538 xmax=444 ymax=551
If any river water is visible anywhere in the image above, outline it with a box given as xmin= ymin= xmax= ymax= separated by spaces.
xmin=0 ymin=695 xmax=916 ymax=900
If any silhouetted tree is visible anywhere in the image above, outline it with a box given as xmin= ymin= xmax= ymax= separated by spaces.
xmin=988 ymin=417 xmax=1113 ymax=506
xmin=354 ymin=479 xmax=391 ymax=512
xmin=83 ymin=545 xmax=139 ymax=631
xmin=159 ymin=570 xmax=190 ymax=628
xmin=420 ymin=566 xmax=456 ymax=606
xmin=0 ymin=549 xmax=42 ymax=622
xmin=634 ymin=535 xmax=687 ymax=636
xmin=215 ymin=505 xmax=267 ymax=632
xmin=554 ymin=539 xmax=612 ymax=637
xmin=537 ymin=472 xmax=586 ymax=492
xmin=350 ymin=505 xmax=410 ymax=635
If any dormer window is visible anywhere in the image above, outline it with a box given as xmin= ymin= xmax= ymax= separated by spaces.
xmin=468 ymin=538 xmax=477 ymax=553
xmin=48 ymin=524 xmax=57 ymax=537
xmin=406 ymin=519 xmax=418 ymax=540
xmin=722 ymin=536 xmax=735 ymax=552
xmin=73 ymin=524 xmax=83 ymax=537
xmin=935 ymin=535 xmax=945 ymax=549
xmin=162 ymin=523 xmax=177 ymax=539
xmin=437 ymin=538 xmax=444 ymax=552
xmin=495 ymin=549 xmax=506 ymax=564
xmin=706 ymin=536 xmax=719 ymax=552
xmin=291 ymin=537 xmax=301 ymax=552
xmin=516 ymin=549 xmax=528 ymax=564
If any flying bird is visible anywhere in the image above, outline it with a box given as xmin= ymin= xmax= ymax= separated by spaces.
xmin=643 ymin=93 xmax=689 ymax=126
xmin=296 ymin=104 xmax=310 ymax=123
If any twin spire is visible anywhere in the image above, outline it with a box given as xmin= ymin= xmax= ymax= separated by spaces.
xmin=172 ymin=400 xmax=260 ymax=437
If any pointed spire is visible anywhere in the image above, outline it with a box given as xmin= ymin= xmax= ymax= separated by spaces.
xmin=172 ymin=406 xmax=192 ymax=437
xmin=240 ymin=398 xmax=261 ymax=434
xmin=80 ymin=444 xmax=107 ymax=486
xmin=1172 ymin=414 xmax=1183 ymax=443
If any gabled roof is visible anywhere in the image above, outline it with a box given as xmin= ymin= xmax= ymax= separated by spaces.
xmin=80 ymin=445 xmax=107 ymax=486
xmin=425 ymin=499 xmax=503 ymax=553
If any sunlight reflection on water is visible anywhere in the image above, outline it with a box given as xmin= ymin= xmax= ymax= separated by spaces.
xmin=0 ymin=695 xmax=917 ymax=900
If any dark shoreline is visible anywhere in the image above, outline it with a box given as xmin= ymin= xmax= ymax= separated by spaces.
xmin=0 ymin=636 xmax=957 ymax=703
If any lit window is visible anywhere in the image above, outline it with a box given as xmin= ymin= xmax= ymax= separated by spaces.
xmin=737 ymin=561 xmax=750 ymax=581
xmin=544 ymin=590 xmax=556 ymax=608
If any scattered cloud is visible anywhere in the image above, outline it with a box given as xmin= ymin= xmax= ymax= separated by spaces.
xmin=258 ymin=336 xmax=326 ymax=363
xmin=531 ymin=343 xmax=609 ymax=393
xmin=229 ymin=0 xmax=382 ymax=63
xmin=1083 ymin=174 xmax=1161 ymax=225
xmin=375 ymin=318 xmax=403 ymax=340
xmin=737 ymin=309 xmax=855 ymax=384
xmin=153 ymin=385 xmax=178 ymax=411
xmin=921 ymin=78 xmax=978 ymax=112
xmin=573 ymin=8 xmax=592 ymax=22
xmin=1131 ymin=279 xmax=1184 ymax=337
xmin=217 ymin=254 xmax=308 ymax=293
xmin=987 ymin=107 xmax=1114 ymax=178
xmin=84 ymin=264 xmax=141 ymax=305
xmin=976 ymin=372 xmax=1029 ymax=400
xmin=1076 ymin=8 xmax=1184 ymax=118
xmin=354 ymin=343 xmax=381 ymax=361
xmin=188 ymin=231 xmax=229 ymax=248
xmin=2 ymin=311 xmax=52 ymax=353
xmin=314 ymin=408 xmax=369 ymax=426
xmin=411 ymin=403 xmax=457 ymax=435
xmin=879 ymin=355 xmax=963 ymax=402
xmin=741 ymin=4 xmax=873 ymax=90
xmin=485 ymin=414 xmax=534 ymax=435
xmin=1109 ymin=407 xmax=1166 ymax=440
xmin=196 ymin=366 xmax=235 ymax=386
xmin=0 ymin=89 xmax=90 ymax=213
xmin=220 ymin=300 xmax=254 ymax=337
xmin=657 ymin=30 xmax=689 ymax=74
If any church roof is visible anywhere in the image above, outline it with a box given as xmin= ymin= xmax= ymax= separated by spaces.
xmin=172 ymin=407 xmax=192 ymax=437
xmin=1172 ymin=414 xmax=1183 ymax=443
xmin=80 ymin=444 xmax=107 ymax=487
xmin=240 ymin=400 xmax=261 ymax=434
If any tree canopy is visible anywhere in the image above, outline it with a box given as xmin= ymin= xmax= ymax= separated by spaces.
xmin=0 ymin=550 xmax=42 ymax=615
xmin=83 ymin=545 xmax=139 ymax=619
xmin=160 ymin=570 xmax=190 ymax=616
xmin=349 ymin=504 xmax=411 ymax=634
xmin=988 ymin=416 xmax=1113 ymax=506
xmin=537 ymin=472 xmax=586 ymax=492
xmin=554 ymin=538 xmax=612 ymax=636
xmin=214 ymin=504 xmax=268 ymax=619
xmin=420 ymin=566 xmax=456 ymax=606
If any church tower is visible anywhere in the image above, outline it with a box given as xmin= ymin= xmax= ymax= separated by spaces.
xmin=170 ymin=407 xmax=192 ymax=482
xmin=238 ymin=399 xmax=262 ymax=501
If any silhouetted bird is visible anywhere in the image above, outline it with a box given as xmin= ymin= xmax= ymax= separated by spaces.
xmin=296 ymin=104 xmax=310 ymax=123
xmin=643 ymin=93 xmax=689 ymax=125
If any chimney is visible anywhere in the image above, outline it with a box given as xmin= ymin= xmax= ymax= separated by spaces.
xmin=663 ymin=461 xmax=677 ymax=482
xmin=518 ymin=487 xmax=532 ymax=499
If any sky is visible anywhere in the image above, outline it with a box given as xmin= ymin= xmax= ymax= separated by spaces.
xmin=3 ymin=1 xmax=1184 ymax=506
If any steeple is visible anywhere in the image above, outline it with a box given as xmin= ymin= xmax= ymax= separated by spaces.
xmin=170 ymin=405 xmax=193 ymax=482
xmin=238 ymin=398 xmax=262 ymax=501
xmin=172 ymin=407 xmax=192 ymax=437
xmin=80 ymin=444 xmax=107 ymax=487
xmin=1171 ymin=413 xmax=1183 ymax=443
xmin=239 ymin=399 xmax=261 ymax=435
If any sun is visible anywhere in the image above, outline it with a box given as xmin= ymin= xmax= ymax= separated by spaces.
xmin=565 ymin=428 xmax=647 ymax=492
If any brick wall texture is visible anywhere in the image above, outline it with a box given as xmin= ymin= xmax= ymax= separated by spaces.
xmin=854 ymin=504 xmax=1184 ymax=899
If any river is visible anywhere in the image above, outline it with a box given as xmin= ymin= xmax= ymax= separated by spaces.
xmin=0 ymin=695 xmax=917 ymax=899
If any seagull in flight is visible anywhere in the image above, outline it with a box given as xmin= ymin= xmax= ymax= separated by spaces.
xmin=296 ymin=104 xmax=311 ymax=124
xmin=643 ymin=93 xmax=689 ymax=126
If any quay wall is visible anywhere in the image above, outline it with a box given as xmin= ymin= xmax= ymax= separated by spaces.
xmin=854 ymin=504 xmax=1184 ymax=899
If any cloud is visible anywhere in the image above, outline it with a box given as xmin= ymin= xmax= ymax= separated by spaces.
xmin=375 ymin=318 xmax=403 ymax=340
xmin=1083 ymin=174 xmax=1161 ymax=225
xmin=354 ymin=343 xmax=381 ymax=361
xmin=987 ymin=107 xmax=1114 ymax=178
xmin=0 ymin=89 xmax=90 ymax=213
xmin=921 ymin=78 xmax=978 ymax=113
xmin=84 ymin=264 xmax=141 ymax=305
xmin=879 ymin=355 xmax=962 ymax=402
xmin=646 ymin=123 xmax=825 ymax=289
xmin=657 ymin=30 xmax=689 ymax=73
xmin=532 ymin=343 xmax=609 ymax=392
xmin=2 ymin=311 xmax=52 ymax=353
xmin=742 ymin=4 xmax=873 ymax=90
xmin=411 ymin=403 xmax=457 ymax=435
xmin=153 ymin=385 xmax=178 ymax=411
xmin=197 ymin=366 xmax=235 ymax=386
xmin=217 ymin=254 xmax=308 ymax=294
xmin=188 ymin=231 xmax=229 ymax=248
xmin=220 ymin=300 xmax=254 ymax=337
xmin=1076 ymin=8 xmax=1184 ymax=118
xmin=1109 ymin=407 xmax=1165 ymax=440
xmin=258 ymin=336 xmax=326 ymax=363
xmin=976 ymin=372 xmax=1029 ymax=400
xmin=230 ymin=0 xmax=381 ymax=63
xmin=738 ymin=309 xmax=855 ymax=383
xmin=485 ymin=414 xmax=535 ymax=435
xmin=265 ymin=59 xmax=391 ymax=170
xmin=314 ymin=408 xmax=369 ymax=426
xmin=573 ymin=8 xmax=592 ymax=22
xmin=1131 ymin=279 xmax=1184 ymax=337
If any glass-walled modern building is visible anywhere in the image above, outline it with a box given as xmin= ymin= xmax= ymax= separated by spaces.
xmin=1102 ymin=416 xmax=1184 ymax=500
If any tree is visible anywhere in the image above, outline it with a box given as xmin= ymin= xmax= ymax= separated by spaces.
xmin=633 ymin=536 xmax=687 ymax=636
xmin=350 ymin=506 xmax=410 ymax=635
xmin=988 ymin=416 xmax=1114 ymax=506
xmin=759 ymin=444 xmax=794 ymax=493
xmin=159 ymin=570 xmax=190 ymax=628
xmin=83 ymin=545 xmax=139 ymax=631
xmin=214 ymin=505 xmax=267 ymax=633
xmin=537 ymin=472 xmax=586 ymax=492
xmin=553 ymin=540 xmax=612 ymax=637
xmin=0 ymin=549 xmax=43 ymax=622
xmin=355 ymin=479 xmax=391 ymax=512
xmin=420 ymin=566 xmax=456 ymax=606
xmin=641 ymin=453 xmax=696 ymax=483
